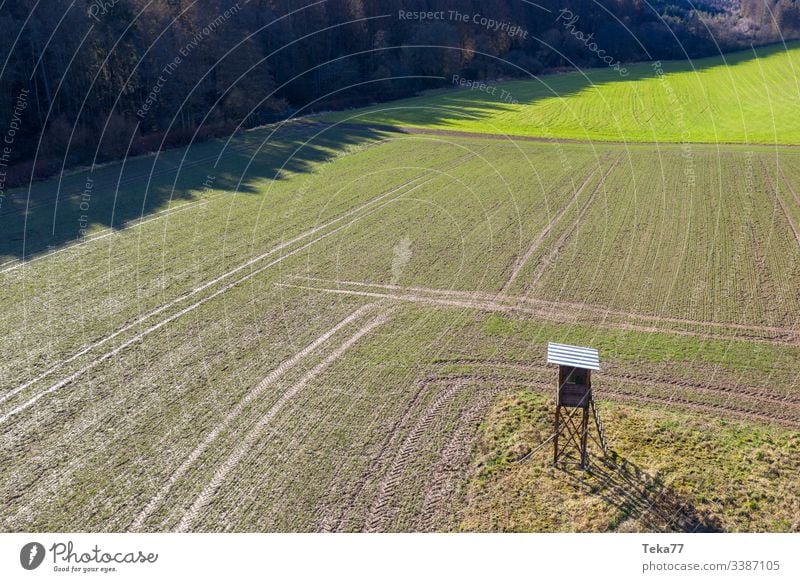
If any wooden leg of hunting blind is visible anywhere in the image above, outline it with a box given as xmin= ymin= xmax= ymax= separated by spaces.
xmin=553 ymin=405 xmax=560 ymax=465
xmin=579 ymin=406 xmax=590 ymax=470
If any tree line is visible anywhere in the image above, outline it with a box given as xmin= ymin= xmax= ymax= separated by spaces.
xmin=1 ymin=0 xmax=798 ymax=189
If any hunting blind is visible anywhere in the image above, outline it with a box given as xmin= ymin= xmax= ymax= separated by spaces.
xmin=547 ymin=342 xmax=609 ymax=469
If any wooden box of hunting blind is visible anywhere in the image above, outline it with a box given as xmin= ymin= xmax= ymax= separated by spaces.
xmin=557 ymin=366 xmax=592 ymax=408
xmin=548 ymin=342 xmax=600 ymax=408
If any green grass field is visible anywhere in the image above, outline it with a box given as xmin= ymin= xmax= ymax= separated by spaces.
xmin=326 ymin=42 xmax=800 ymax=145
xmin=464 ymin=391 xmax=800 ymax=532
xmin=2 ymin=63 xmax=800 ymax=533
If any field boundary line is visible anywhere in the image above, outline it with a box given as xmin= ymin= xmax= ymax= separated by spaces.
xmin=432 ymin=359 xmax=800 ymax=408
xmin=329 ymin=123 xmax=800 ymax=150
xmin=525 ymin=155 xmax=622 ymax=293
xmin=175 ymin=307 xmax=395 ymax=532
xmin=500 ymin=164 xmax=600 ymax=294
xmin=761 ymin=160 xmax=800 ymax=247
xmin=128 ymin=302 xmax=379 ymax=532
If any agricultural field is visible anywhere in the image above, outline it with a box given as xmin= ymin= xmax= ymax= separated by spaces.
xmin=326 ymin=42 xmax=800 ymax=145
xmin=2 ymin=91 xmax=800 ymax=531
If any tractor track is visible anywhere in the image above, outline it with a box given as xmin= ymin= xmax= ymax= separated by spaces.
xmin=363 ymin=380 xmax=468 ymax=532
xmin=524 ymin=155 xmax=622 ymax=291
xmin=500 ymin=162 xmax=601 ymax=294
xmin=761 ymin=160 xmax=800 ymax=247
xmin=431 ymin=358 xmax=800 ymax=407
xmin=777 ymin=164 xmax=800 ymax=209
xmin=324 ymin=374 xmax=432 ymax=532
xmin=2 ymin=149 xmax=483 ymax=422
xmin=175 ymin=307 xmax=395 ymax=532
xmin=291 ymin=276 xmax=800 ymax=341
xmin=416 ymin=385 xmax=504 ymax=531
xmin=284 ymin=280 xmax=800 ymax=347
xmin=129 ymin=303 xmax=380 ymax=532
xmin=0 ymin=197 xmax=213 ymax=276
xmin=426 ymin=371 xmax=800 ymax=429
xmin=1 ymin=172 xmax=429 ymax=399
xmin=599 ymin=387 xmax=800 ymax=429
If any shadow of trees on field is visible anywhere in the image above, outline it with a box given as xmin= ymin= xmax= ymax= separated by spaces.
xmin=2 ymin=40 xmax=793 ymax=263
xmin=561 ymin=450 xmax=723 ymax=533
xmin=337 ymin=41 xmax=795 ymax=135
xmin=0 ymin=121 xmax=389 ymax=261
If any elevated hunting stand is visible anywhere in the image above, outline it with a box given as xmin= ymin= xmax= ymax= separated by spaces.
xmin=547 ymin=342 xmax=608 ymax=470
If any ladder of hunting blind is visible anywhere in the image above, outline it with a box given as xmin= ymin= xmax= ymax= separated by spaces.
xmin=590 ymin=397 xmax=609 ymax=454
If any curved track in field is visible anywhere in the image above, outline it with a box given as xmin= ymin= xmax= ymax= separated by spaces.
xmin=430 ymin=365 xmax=800 ymax=430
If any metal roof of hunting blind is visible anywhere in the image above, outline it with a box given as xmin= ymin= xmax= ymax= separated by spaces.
xmin=547 ymin=342 xmax=601 ymax=371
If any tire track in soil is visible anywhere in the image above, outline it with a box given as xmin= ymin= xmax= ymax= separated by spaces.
xmin=432 ymin=358 xmax=800 ymax=408
xmin=761 ymin=159 xmax=800 ymax=247
xmin=523 ymin=155 xmax=622 ymax=293
xmin=416 ymin=385 xmax=504 ymax=532
xmin=0 ymin=125 xmax=398 ymax=275
xmin=500 ymin=163 xmax=601 ymax=294
xmin=0 ymin=199 xmax=212 ymax=276
xmin=427 ymin=372 xmax=800 ymax=429
xmin=292 ymin=276 xmax=800 ymax=341
xmin=2 ymin=149 xmax=483 ymax=420
xmin=599 ymin=388 xmax=800 ymax=429
xmin=777 ymin=164 xmax=800 ymax=210
xmin=362 ymin=380 xmax=469 ymax=532
xmin=128 ymin=303 xmax=379 ymax=532
xmin=281 ymin=282 xmax=800 ymax=347
xmin=5 ymin=147 xmax=483 ymax=397
xmin=175 ymin=307 xmax=395 ymax=532
xmin=1 ymin=329 xmax=242 ymax=531
xmin=321 ymin=377 xmax=431 ymax=532
xmin=0 ymin=172 xmax=429 ymax=403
